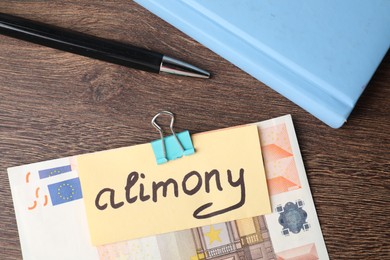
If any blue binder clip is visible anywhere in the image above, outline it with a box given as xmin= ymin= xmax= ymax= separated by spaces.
xmin=151 ymin=111 xmax=195 ymax=164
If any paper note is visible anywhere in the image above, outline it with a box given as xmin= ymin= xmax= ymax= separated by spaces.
xmin=8 ymin=115 xmax=329 ymax=259
xmin=76 ymin=125 xmax=271 ymax=245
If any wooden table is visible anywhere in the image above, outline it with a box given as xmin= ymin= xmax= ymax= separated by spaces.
xmin=0 ymin=2 xmax=389 ymax=259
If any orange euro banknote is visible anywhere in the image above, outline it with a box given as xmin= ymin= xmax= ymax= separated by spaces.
xmin=8 ymin=115 xmax=328 ymax=260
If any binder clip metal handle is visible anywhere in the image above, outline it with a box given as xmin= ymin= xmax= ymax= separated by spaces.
xmin=151 ymin=111 xmax=195 ymax=164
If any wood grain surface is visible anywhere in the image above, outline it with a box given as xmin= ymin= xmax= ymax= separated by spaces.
xmin=0 ymin=1 xmax=389 ymax=259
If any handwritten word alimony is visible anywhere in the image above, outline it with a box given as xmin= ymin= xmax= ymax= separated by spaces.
xmin=95 ymin=168 xmax=246 ymax=219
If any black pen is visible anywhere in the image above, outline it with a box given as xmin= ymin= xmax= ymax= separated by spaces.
xmin=0 ymin=13 xmax=210 ymax=78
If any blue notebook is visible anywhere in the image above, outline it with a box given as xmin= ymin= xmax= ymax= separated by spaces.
xmin=134 ymin=0 xmax=390 ymax=128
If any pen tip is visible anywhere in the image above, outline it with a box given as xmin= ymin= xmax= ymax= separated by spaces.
xmin=160 ymin=56 xmax=210 ymax=78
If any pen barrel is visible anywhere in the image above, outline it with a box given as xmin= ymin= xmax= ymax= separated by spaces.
xmin=0 ymin=13 xmax=162 ymax=73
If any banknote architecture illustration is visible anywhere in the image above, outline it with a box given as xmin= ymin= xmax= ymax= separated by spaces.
xmin=191 ymin=217 xmax=275 ymax=259
xmin=8 ymin=115 xmax=329 ymax=259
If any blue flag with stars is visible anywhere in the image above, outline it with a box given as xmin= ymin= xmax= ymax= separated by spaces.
xmin=48 ymin=178 xmax=83 ymax=206
xmin=39 ymin=165 xmax=72 ymax=179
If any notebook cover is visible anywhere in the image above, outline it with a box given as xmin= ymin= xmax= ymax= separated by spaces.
xmin=134 ymin=0 xmax=390 ymax=128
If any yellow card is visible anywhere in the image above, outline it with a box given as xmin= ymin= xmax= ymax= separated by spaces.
xmin=76 ymin=125 xmax=271 ymax=246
